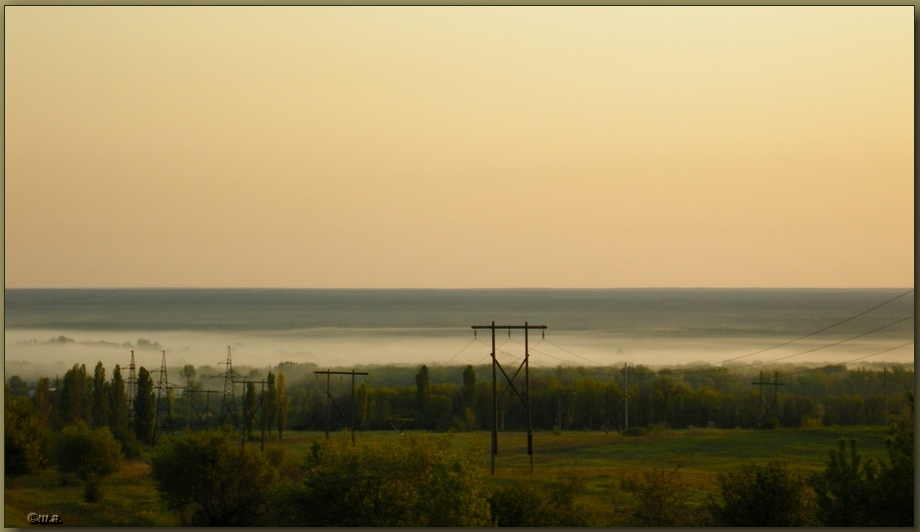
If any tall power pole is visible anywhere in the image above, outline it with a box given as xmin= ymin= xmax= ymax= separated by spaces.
xmin=314 ymin=369 xmax=369 ymax=446
xmin=751 ymin=371 xmax=784 ymax=424
xmin=471 ymin=322 xmax=546 ymax=475
xmin=218 ymin=347 xmax=239 ymax=428
xmin=126 ymin=350 xmax=137 ymax=420
xmin=153 ymin=350 xmax=177 ymax=442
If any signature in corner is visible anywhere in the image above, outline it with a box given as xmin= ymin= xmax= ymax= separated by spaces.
xmin=27 ymin=513 xmax=63 ymax=525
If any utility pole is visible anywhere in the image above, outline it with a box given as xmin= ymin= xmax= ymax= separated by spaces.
xmin=218 ymin=347 xmax=239 ymax=429
xmin=233 ymin=377 xmax=267 ymax=451
xmin=153 ymin=350 xmax=179 ymax=443
xmin=126 ymin=350 xmax=137 ymax=420
xmin=183 ymin=372 xmax=217 ymax=431
xmin=313 ymin=369 xmax=368 ymax=446
xmin=472 ymin=322 xmax=546 ymax=475
xmin=751 ymin=371 xmax=784 ymax=424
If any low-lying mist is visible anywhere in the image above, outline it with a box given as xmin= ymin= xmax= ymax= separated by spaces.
xmin=5 ymin=327 xmax=913 ymax=386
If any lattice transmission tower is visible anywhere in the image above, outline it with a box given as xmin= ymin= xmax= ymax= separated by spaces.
xmin=126 ymin=350 xmax=137 ymax=420
xmin=153 ymin=350 xmax=178 ymax=442
xmin=218 ymin=346 xmax=240 ymax=428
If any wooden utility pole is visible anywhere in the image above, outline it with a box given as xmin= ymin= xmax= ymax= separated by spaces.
xmin=314 ymin=369 xmax=369 ymax=445
xmin=183 ymin=376 xmax=218 ymax=430
xmin=471 ymin=322 xmax=546 ymax=475
xmin=233 ymin=377 xmax=266 ymax=450
xmin=751 ymin=371 xmax=784 ymax=424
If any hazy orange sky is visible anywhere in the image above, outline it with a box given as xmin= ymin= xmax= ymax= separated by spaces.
xmin=5 ymin=6 xmax=913 ymax=288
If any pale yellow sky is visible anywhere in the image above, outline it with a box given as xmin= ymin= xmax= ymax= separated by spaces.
xmin=4 ymin=6 xmax=914 ymax=288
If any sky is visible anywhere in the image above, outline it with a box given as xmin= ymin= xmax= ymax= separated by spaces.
xmin=4 ymin=6 xmax=914 ymax=289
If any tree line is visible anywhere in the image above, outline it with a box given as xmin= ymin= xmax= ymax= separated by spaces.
xmin=274 ymin=362 xmax=912 ymax=433
xmin=6 ymin=361 xmax=911 ymax=455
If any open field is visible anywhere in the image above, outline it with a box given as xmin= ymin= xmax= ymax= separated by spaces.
xmin=5 ymin=425 xmax=892 ymax=526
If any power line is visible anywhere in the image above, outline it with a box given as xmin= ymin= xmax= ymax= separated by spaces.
xmin=539 ymin=338 xmax=607 ymax=367
xmin=524 ymin=311 xmax=912 ymax=376
xmin=675 ymin=289 xmax=914 ymax=374
xmin=785 ymin=341 xmax=914 ymax=376
xmin=691 ymin=315 xmax=914 ymax=373
xmin=440 ymin=337 xmax=479 ymax=366
xmin=529 ymin=346 xmax=588 ymax=366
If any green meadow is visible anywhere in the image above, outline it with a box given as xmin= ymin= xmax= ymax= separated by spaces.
xmin=5 ymin=425 xmax=891 ymax=526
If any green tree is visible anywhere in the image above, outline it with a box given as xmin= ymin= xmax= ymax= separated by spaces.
xmin=149 ymin=427 xmax=277 ymax=526
xmin=91 ymin=361 xmax=109 ymax=428
xmin=277 ymin=371 xmax=290 ymax=438
xmin=51 ymin=421 xmax=123 ymax=502
xmin=811 ymin=438 xmax=877 ymax=526
xmin=108 ymin=364 xmax=129 ymax=433
xmin=263 ymin=372 xmax=277 ymax=437
xmin=134 ymin=367 xmax=156 ymax=445
xmin=8 ymin=375 xmax=30 ymax=396
xmin=355 ymin=382 xmax=369 ymax=428
xmin=243 ymin=381 xmax=256 ymax=439
xmin=708 ymin=460 xmax=816 ymax=526
xmin=415 ymin=365 xmax=431 ymax=428
xmin=179 ymin=364 xmax=196 ymax=382
xmin=271 ymin=434 xmax=491 ymax=526
xmin=462 ymin=365 xmax=477 ymax=412
xmin=32 ymin=376 xmax=52 ymax=428
xmin=60 ymin=364 xmax=91 ymax=425
xmin=5 ymin=384 xmax=50 ymax=475
xmin=874 ymin=391 xmax=914 ymax=526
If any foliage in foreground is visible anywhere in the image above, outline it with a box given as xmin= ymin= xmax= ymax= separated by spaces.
xmin=148 ymin=427 xmax=277 ymax=526
xmin=5 ymin=384 xmax=51 ymax=475
xmin=618 ymin=464 xmax=700 ymax=526
xmin=51 ymin=422 xmax=124 ymax=503
xmin=489 ymin=476 xmax=595 ymax=526
xmin=707 ymin=459 xmax=817 ymax=526
xmin=811 ymin=392 xmax=914 ymax=526
xmin=270 ymin=434 xmax=492 ymax=526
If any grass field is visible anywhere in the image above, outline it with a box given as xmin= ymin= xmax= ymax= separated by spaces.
xmin=5 ymin=425 xmax=892 ymax=526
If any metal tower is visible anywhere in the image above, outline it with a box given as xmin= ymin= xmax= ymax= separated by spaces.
xmin=153 ymin=350 xmax=175 ymax=442
xmin=126 ymin=350 xmax=137 ymax=420
xmin=219 ymin=346 xmax=239 ymax=428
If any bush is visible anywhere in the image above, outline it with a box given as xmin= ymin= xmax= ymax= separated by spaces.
xmin=270 ymin=433 xmax=491 ymax=526
xmin=619 ymin=465 xmax=698 ymax=526
xmin=110 ymin=426 xmax=143 ymax=460
xmin=149 ymin=428 xmax=277 ymax=526
xmin=708 ymin=460 xmax=816 ymax=526
xmin=51 ymin=422 xmax=124 ymax=502
xmin=490 ymin=476 xmax=594 ymax=526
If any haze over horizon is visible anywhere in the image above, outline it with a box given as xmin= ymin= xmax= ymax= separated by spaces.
xmin=5 ymin=6 xmax=913 ymax=289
